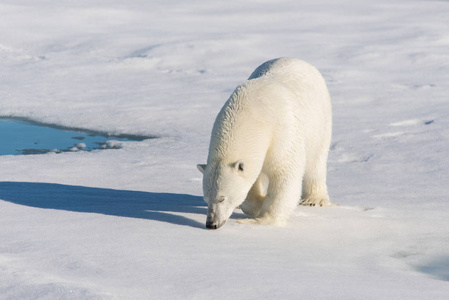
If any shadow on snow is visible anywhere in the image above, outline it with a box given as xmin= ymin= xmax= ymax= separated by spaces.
xmin=417 ymin=256 xmax=449 ymax=282
xmin=0 ymin=181 xmax=206 ymax=229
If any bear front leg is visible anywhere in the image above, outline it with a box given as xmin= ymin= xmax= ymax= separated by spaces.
xmin=240 ymin=172 xmax=268 ymax=217
xmin=255 ymin=173 xmax=303 ymax=226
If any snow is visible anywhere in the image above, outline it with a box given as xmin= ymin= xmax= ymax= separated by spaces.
xmin=0 ymin=0 xmax=448 ymax=299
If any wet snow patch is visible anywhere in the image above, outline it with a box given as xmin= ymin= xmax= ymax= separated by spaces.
xmin=0 ymin=117 xmax=155 ymax=155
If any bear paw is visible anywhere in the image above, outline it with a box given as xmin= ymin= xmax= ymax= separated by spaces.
xmin=300 ymin=198 xmax=334 ymax=207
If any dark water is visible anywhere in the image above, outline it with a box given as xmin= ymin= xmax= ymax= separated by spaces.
xmin=0 ymin=117 xmax=152 ymax=155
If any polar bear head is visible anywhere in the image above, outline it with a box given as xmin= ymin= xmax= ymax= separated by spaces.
xmin=197 ymin=160 xmax=252 ymax=229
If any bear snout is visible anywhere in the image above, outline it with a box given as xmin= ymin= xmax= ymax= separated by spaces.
xmin=206 ymin=221 xmax=218 ymax=229
xmin=205 ymin=219 xmax=226 ymax=230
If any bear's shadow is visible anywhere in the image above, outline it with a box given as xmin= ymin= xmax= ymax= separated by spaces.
xmin=0 ymin=181 xmax=209 ymax=229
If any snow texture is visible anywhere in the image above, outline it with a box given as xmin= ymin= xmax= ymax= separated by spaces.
xmin=0 ymin=0 xmax=448 ymax=299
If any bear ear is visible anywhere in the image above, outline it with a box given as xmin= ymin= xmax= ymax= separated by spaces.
xmin=234 ymin=160 xmax=245 ymax=173
xmin=197 ymin=164 xmax=207 ymax=174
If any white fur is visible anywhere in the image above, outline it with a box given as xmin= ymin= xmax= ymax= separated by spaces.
xmin=198 ymin=58 xmax=332 ymax=229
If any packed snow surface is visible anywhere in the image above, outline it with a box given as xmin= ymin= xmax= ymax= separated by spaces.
xmin=0 ymin=0 xmax=448 ymax=299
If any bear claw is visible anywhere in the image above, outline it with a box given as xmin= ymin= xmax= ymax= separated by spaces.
xmin=300 ymin=198 xmax=334 ymax=207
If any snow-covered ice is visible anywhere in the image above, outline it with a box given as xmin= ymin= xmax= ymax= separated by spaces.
xmin=0 ymin=0 xmax=448 ymax=299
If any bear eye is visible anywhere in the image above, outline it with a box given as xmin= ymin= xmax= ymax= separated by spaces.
xmin=233 ymin=160 xmax=245 ymax=172
xmin=217 ymin=197 xmax=226 ymax=203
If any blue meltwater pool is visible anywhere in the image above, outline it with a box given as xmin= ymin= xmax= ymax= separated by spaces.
xmin=0 ymin=117 xmax=151 ymax=155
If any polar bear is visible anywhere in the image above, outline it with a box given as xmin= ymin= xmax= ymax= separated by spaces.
xmin=197 ymin=58 xmax=332 ymax=229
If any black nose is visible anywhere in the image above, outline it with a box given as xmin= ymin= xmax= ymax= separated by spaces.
xmin=206 ymin=222 xmax=218 ymax=229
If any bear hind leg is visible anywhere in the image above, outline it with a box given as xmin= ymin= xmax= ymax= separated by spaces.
xmin=300 ymin=155 xmax=333 ymax=207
